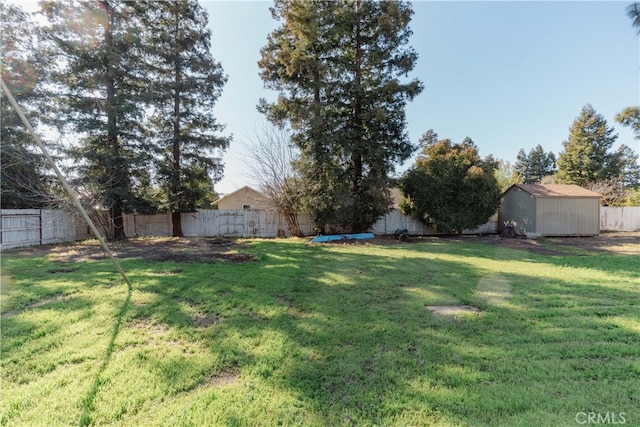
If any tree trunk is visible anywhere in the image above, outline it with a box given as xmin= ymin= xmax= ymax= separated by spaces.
xmin=104 ymin=3 xmax=125 ymax=240
xmin=171 ymin=20 xmax=183 ymax=238
xmin=352 ymin=0 xmax=364 ymax=233
xmin=172 ymin=211 xmax=183 ymax=237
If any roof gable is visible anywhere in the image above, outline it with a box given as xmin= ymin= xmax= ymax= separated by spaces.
xmin=506 ymin=184 xmax=601 ymax=198
xmin=213 ymin=186 xmax=265 ymax=205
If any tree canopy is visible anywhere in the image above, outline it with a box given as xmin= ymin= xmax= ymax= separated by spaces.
xmin=135 ymin=0 xmax=230 ymax=237
xmin=494 ymin=159 xmax=520 ymax=193
xmin=399 ymin=132 xmax=501 ymax=235
xmin=3 ymin=1 xmax=231 ymax=239
xmin=616 ymin=107 xmax=640 ymax=140
xmin=627 ymin=3 xmax=640 ymax=33
xmin=514 ymin=145 xmax=556 ymax=184
xmin=40 ymin=0 xmax=154 ymax=238
xmin=0 ymin=4 xmax=56 ymax=208
xmin=556 ymin=104 xmax=622 ymax=187
xmin=258 ymin=0 xmax=423 ymax=233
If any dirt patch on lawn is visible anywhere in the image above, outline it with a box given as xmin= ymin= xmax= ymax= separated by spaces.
xmin=2 ymin=294 xmax=70 ymax=318
xmin=426 ymin=305 xmax=481 ymax=316
xmin=39 ymin=237 xmax=254 ymax=263
xmin=475 ymin=232 xmax=640 ymax=256
xmin=543 ymin=232 xmax=640 ymax=255
xmin=365 ymin=232 xmax=639 ymax=256
xmin=201 ymin=371 xmax=240 ymax=388
xmin=191 ymin=311 xmax=224 ymax=328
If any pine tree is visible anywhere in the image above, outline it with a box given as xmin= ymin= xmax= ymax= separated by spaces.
xmin=0 ymin=4 xmax=56 ymax=208
xmin=40 ymin=0 xmax=152 ymax=239
xmin=514 ymin=144 xmax=556 ymax=184
xmin=627 ymin=3 xmax=640 ymax=33
xmin=259 ymin=0 xmax=423 ymax=233
xmin=608 ymin=145 xmax=640 ymax=189
xmin=556 ymin=104 xmax=619 ymax=187
xmin=616 ymin=107 xmax=640 ymax=139
xmin=135 ymin=0 xmax=230 ymax=237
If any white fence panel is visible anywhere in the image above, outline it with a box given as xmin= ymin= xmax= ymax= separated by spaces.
xmin=600 ymin=206 xmax=640 ymax=232
xmin=469 ymin=214 xmax=498 ymax=235
xmin=2 ymin=207 xmax=636 ymax=250
xmin=1 ymin=209 xmax=41 ymax=249
xmin=372 ymin=210 xmax=427 ymax=235
xmin=124 ymin=213 xmax=171 ymax=236
xmin=215 ymin=210 xmax=245 ymax=236
xmin=41 ymin=209 xmax=77 ymax=245
xmin=372 ymin=210 xmax=498 ymax=235
xmin=296 ymin=213 xmax=314 ymax=235
xmin=182 ymin=210 xmax=217 ymax=237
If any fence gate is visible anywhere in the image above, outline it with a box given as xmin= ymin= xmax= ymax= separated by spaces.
xmin=217 ymin=210 xmax=245 ymax=236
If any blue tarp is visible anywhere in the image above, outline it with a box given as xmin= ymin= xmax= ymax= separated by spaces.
xmin=310 ymin=233 xmax=375 ymax=243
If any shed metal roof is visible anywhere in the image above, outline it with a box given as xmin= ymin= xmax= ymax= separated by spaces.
xmin=506 ymin=184 xmax=601 ymax=198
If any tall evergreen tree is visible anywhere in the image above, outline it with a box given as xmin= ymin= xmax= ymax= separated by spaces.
xmin=556 ymin=104 xmax=619 ymax=186
xmin=39 ymin=0 xmax=153 ymax=239
xmin=135 ymin=0 xmax=230 ymax=237
xmin=514 ymin=144 xmax=556 ymax=184
xmin=616 ymin=107 xmax=640 ymax=139
xmin=627 ymin=2 xmax=640 ymax=32
xmin=0 ymin=4 xmax=56 ymax=208
xmin=608 ymin=144 xmax=640 ymax=189
xmin=259 ymin=0 xmax=423 ymax=233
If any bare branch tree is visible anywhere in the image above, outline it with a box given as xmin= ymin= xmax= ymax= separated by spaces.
xmin=586 ymin=179 xmax=628 ymax=207
xmin=242 ymin=122 xmax=304 ymax=237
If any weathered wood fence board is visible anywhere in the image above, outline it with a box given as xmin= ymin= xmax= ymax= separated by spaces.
xmin=124 ymin=213 xmax=172 ymax=237
xmin=1 ymin=209 xmax=41 ymax=249
xmin=1 ymin=207 xmax=636 ymax=250
xmin=371 ymin=211 xmax=498 ymax=235
xmin=0 ymin=209 xmax=78 ymax=249
xmin=600 ymin=206 xmax=640 ymax=232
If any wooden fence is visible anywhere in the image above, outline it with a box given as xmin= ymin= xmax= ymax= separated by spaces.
xmin=600 ymin=206 xmax=640 ymax=232
xmin=1 ymin=207 xmax=637 ymax=250
xmin=0 ymin=209 xmax=89 ymax=250
xmin=123 ymin=210 xmax=315 ymax=238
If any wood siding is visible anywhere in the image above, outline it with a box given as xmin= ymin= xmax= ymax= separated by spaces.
xmin=215 ymin=187 xmax=271 ymax=210
xmin=535 ymin=198 xmax=600 ymax=236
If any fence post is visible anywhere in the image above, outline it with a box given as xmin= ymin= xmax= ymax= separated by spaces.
xmin=39 ymin=209 xmax=43 ymax=246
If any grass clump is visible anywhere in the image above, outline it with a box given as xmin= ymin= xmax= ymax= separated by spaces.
xmin=1 ymin=237 xmax=638 ymax=426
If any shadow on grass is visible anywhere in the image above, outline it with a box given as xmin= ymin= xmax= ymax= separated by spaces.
xmin=3 ymin=238 xmax=639 ymax=425
xmin=78 ymin=281 xmax=132 ymax=427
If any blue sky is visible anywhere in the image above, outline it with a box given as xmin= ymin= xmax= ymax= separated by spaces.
xmin=11 ymin=1 xmax=639 ymax=194
xmin=204 ymin=1 xmax=639 ymax=195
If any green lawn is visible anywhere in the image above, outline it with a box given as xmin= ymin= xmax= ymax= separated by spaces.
xmin=1 ymin=238 xmax=639 ymax=426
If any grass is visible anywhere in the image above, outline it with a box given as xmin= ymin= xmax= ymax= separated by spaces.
xmin=1 ymin=238 xmax=639 ymax=426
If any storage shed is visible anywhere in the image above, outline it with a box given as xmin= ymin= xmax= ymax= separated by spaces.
xmin=499 ymin=184 xmax=601 ymax=237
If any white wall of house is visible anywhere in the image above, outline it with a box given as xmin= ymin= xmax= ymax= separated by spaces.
xmin=215 ymin=187 xmax=271 ymax=210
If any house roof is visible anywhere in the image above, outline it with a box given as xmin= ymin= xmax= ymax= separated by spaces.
xmin=212 ymin=185 xmax=265 ymax=205
xmin=506 ymin=184 xmax=601 ymax=198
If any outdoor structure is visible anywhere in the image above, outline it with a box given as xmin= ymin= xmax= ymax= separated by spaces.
xmin=213 ymin=186 xmax=270 ymax=210
xmin=499 ymin=184 xmax=601 ymax=237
